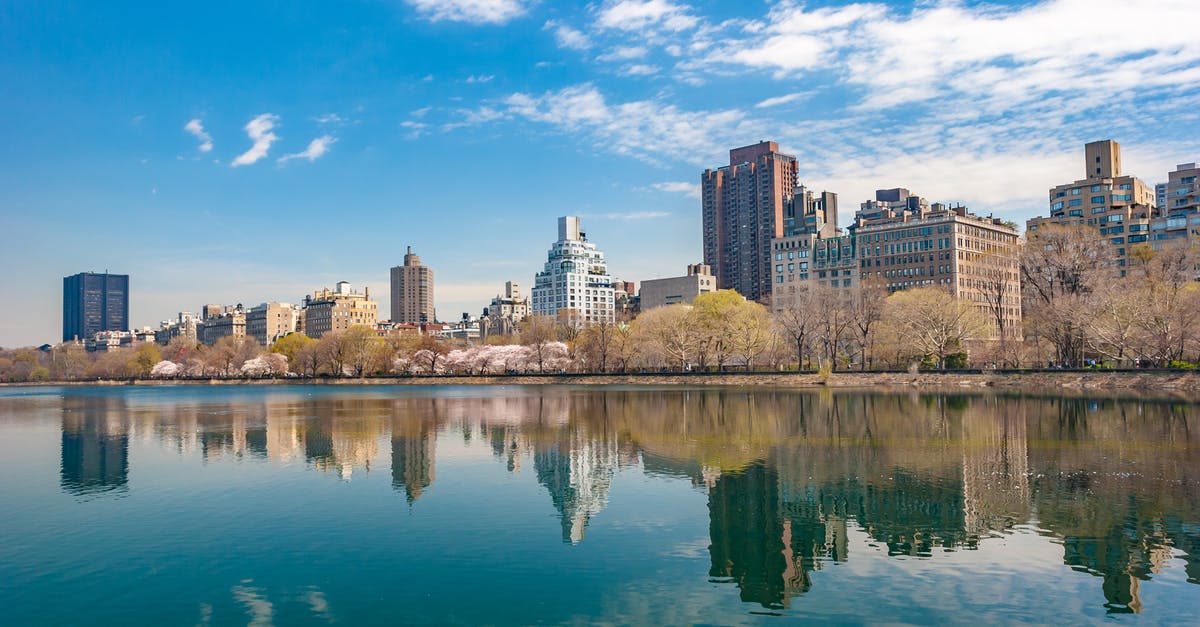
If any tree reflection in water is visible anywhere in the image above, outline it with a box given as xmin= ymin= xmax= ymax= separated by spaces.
xmin=59 ymin=388 xmax=1200 ymax=614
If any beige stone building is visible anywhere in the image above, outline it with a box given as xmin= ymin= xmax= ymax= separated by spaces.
xmin=301 ymin=282 xmax=378 ymax=339
xmin=639 ymin=264 xmax=716 ymax=310
xmin=1150 ymin=162 xmax=1200 ymax=246
xmin=246 ymin=302 xmax=299 ymax=346
xmin=856 ymin=204 xmax=1022 ymax=339
xmin=1027 ymin=140 xmax=1155 ymax=271
xmin=480 ymin=281 xmax=530 ymax=338
xmin=199 ymin=307 xmax=246 ymax=346
xmin=390 ymin=247 xmax=435 ymax=324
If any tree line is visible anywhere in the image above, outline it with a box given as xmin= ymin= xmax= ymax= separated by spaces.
xmin=2 ymin=223 xmax=1197 ymax=382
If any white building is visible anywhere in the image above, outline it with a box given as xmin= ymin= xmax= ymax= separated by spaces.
xmin=532 ymin=216 xmax=615 ymax=325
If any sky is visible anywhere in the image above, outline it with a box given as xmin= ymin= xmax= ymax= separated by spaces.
xmin=1 ymin=0 xmax=1198 ymax=347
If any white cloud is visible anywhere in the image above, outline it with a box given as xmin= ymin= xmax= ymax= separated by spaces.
xmin=545 ymin=20 xmax=591 ymax=51
xmin=400 ymin=120 xmax=428 ymax=140
xmin=597 ymin=0 xmax=698 ymax=32
xmin=596 ymin=46 xmax=647 ymax=62
xmin=278 ymin=135 xmax=336 ymax=163
xmin=406 ymin=0 xmax=527 ymax=25
xmin=313 ymin=113 xmax=345 ymax=125
xmin=503 ymin=83 xmax=764 ymax=166
xmin=465 ymin=74 xmax=495 ymax=83
xmin=755 ymin=92 xmax=812 ymax=108
xmin=231 ymin=113 xmax=280 ymax=167
xmin=618 ymin=63 xmax=660 ymax=76
xmin=410 ymin=106 xmax=432 ymax=118
xmin=442 ymin=106 xmax=506 ymax=131
xmin=651 ymin=181 xmax=700 ymax=199
xmin=184 ymin=119 xmax=213 ymax=153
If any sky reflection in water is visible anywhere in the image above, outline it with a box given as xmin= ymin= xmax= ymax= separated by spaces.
xmin=1 ymin=385 xmax=1198 ymax=625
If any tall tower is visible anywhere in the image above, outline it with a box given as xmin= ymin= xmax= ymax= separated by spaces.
xmin=390 ymin=247 xmax=435 ymax=324
xmin=531 ymin=216 xmax=615 ymax=325
xmin=702 ymin=141 xmax=799 ymax=303
xmin=62 ymin=272 xmax=129 ymax=342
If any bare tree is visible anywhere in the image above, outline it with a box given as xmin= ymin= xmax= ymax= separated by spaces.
xmin=883 ymin=287 xmax=987 ymax=369
xmin=1021 ymin=224 xmax=1104 ymax=366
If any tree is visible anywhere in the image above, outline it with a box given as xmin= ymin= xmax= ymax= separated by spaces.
xmin=726 ymin=299 xmax=773 ymax=369
xmin=520 ymin=315 xmax=559 ymax=373
xmin=340 ymin=325 xmax=385 ymax=377
xmin=412 ymin=335 xmax=448 ymax=374
xmin=632 ymin=304 xmax=696 ymax=369
xmin=270 ymin=333 xmax=313 ymax=367
xmin=850 ymin=282 xmax=887 ymax=370
xmin=129 ymin=343 xmax=162 ymax=378
xmin=775 ymin=283 xmax=820 ymax=369
xmin=575 ymin=321 xmax=619 ymax=372
xmin=1021 ymin=224 xmax=1104 ymax=366
xmin=690 ymin=290 xmax=743 ymax=370
xmin=812 ymin=286 xmax=854 ymax=370
xmin=883 ymin=287 xmax=987 ymax=369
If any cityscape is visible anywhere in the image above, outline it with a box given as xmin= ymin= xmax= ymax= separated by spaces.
xmin=4 ymin=1 xmax=1200 ymax=624
xmin=4 ymin=138 xmax=1193 ymax=380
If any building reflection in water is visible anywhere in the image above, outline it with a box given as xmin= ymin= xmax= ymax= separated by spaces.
xmin=60 ymin=396 xmax=129 ymax=496
xmin=51 ymin=388 xmax=1200 ymax=614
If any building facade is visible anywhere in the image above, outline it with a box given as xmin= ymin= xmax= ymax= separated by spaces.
xmin=856 ymin=204 xmax=1022 ymax=339
xmin=199 ymin=306 xmax=246 ymax=346
xmin=1027 ymin=140 xmax=1155 ymax=270
xmin=1150 ymin=163 xmax=1200 ymax=246
xmin=770 ymin=234 xmax=859 ymax=312
xmin=302 ymin=282 xmax=379 ymax=339
xmin=639 ymin=264 xmax=716 ymax=310
xmin=155 ymin=312 xmax=199 ymax=345
xmin=246 ymin=302 xmax=299 ymax=345
xmin=481 ymin=281 xmax=531 ymax=338
xmin=531 ymin=216 xmax=615 ymax=325
xmin=390 ymin=247 xmax=435 ymax=324
xmin=702 ymin=141 xmax=799 ymax=303
xmin=63 ymin=272 xmax=129 ymax=342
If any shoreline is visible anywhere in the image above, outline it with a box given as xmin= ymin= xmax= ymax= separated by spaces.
xmin=4 ymin=370 xmax=1200 ymax=398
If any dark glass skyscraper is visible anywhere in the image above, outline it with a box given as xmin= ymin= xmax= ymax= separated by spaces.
xmin=62 ymin=272 xmax=129 ymax=341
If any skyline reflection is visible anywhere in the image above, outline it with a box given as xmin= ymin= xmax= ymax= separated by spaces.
xmin=40 ymin=387 xmax=1200 ymax=615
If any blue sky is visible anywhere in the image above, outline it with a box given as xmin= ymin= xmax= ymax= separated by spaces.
xmin=1 ymin=0 xmax=1197 ymax=346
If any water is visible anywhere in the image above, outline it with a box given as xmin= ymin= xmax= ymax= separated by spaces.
xmin=1 ymin=385 xmax=1198 ymax=625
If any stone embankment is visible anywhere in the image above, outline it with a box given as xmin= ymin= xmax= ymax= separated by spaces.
xmin=8 ymin=370 xmax=1200 ymax=398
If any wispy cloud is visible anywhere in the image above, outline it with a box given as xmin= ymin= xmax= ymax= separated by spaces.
xmin=442 ymin=106 xmax=506 ymax=132
xmin=312 ymin=113 xmax=345 ymax=125
xmin=406 ymin=0 xmax=527 ymax=25
xmin=617 ymin=63 xmax=660 ymax=76
xmin=231 ymin=114 xmax=280 ymax=167
xmin=465 ymin=74 xmax=495 ymax=83
xmin=755 ymin=92 xmax=812 ymax=108
xmin=596 ymin=0 xmax=698 ymax=32
xmin=545 ymin=20 xmax=591 ymax=51
xmin=651 ymin=181 xmax=700 ymax=199
xmin=400 ymin=120 xmax=428 ymax=140
xmin=278 ymin=135 xmax=336 ymax=163
xmin=184 ymin=118 xmax=213 ymax=153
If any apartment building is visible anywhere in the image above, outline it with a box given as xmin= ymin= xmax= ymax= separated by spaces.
xmin=390 ymin=247 xmax=435 ymax=324
xmin=246 ymin=302 xmax=299 ymax=345
xmin=531 ymin=216 xmax=615 ymax=325
xmin=1150 ymin=163 xmax=1200 ymax=245
xmin=301 ymin=282 xmax=378 ymax=339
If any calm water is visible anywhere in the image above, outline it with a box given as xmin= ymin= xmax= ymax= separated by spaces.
xmin=1 ymin=385 xmax=1198 ymax=625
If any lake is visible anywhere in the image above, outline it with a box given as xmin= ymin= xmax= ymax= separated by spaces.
xmin=1 ymin=385 xmax=1198 ymax=625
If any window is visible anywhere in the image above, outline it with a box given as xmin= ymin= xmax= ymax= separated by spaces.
xmin=1091 ymin=196 xmax=1105 ymax=204
xmin=1071 ymin=188 xmax=1081 ymax=195
xmin=1069 ymin=199 xmax=1082 ymax=206
xmin=1051 ymin=201 xmax=1064 ymax=210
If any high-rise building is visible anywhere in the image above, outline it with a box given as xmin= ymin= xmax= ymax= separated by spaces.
xmin=531 ymin=216 xmax=615 ymax=325
xmin=702 ymin=141 xmax=799 ymax=303
xmin=63 ymin=272 xmax=129 ymax=342
xmin=1027 ymin=140 xmax=1155 ymax=270
xmin=390 ymin=247 xmax=435 ymax=324
xmin=301 ymin=281 xmax=378 ymax=338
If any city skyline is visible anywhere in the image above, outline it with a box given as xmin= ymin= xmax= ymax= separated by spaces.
xmin=2 ymin=1 xmax=1198 ymax=346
